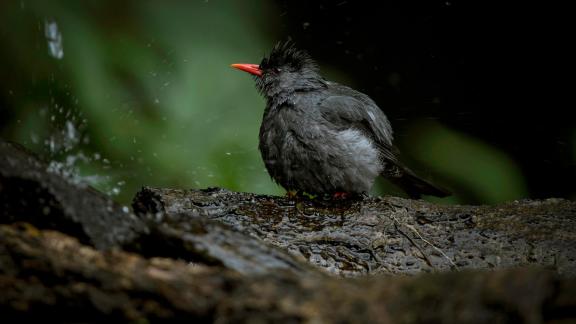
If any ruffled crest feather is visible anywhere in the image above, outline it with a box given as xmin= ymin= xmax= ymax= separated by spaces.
xmin=259 ymin=41 xmax=318 ymax=72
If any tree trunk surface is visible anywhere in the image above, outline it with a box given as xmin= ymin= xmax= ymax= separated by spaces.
xmin=1 ymin=139 xmax=576 ymax=323
xmin=132 ymin=186 xmax=576 ymax=277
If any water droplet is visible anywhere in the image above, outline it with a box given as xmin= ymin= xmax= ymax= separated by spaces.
xmin=44 ymin=19 xmax=64 ymax=59
xmin=65 ymin=121 xmax=76 ymax=140
xmin=30 ymin=132 xmax=39 ymax=144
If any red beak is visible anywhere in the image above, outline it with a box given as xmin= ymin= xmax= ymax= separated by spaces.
xmin=230 ymin=63 xmax=262 ymax=77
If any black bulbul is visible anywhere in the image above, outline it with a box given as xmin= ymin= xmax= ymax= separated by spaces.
xmin=231 ymin=41 xmax=449 ymax=199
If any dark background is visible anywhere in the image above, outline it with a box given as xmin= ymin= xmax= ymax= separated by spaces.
xmin=276 ymin=1 xmax=573 ymax=201
xmin=1 ymin=1 xmax=573 ymax=205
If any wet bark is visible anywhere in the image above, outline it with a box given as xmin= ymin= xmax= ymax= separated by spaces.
xmin=2 ymin=139 xmax=576 ymax=322
xmin=132 ymin=187 xmax=576 ymax=277
xmin=0 ymin=141 xmax=146 ymax=249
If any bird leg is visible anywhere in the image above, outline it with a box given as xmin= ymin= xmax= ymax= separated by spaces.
xmin=285 ymin=190 xmax=298 ymax=199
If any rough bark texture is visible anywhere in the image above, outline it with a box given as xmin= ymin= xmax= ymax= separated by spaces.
xmin=0 ymin=140 xmax=314 ymax=276
xmin=2 ymin=224 xmax=575 ymax=323
xmin=1 ymin=139 xmax=576 ymax=322
xmin=133 ymin=187 xmax=576 ymax=277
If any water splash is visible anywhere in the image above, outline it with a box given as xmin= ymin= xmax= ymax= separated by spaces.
xmin=47 ymin=152 xmax=104 ymax=187
xmin=42 ymin=104 xmax=109 ymax=188
xmin=44 ymin=19 xmax=64 ymax=59
xmin=39 ymin=18 xmax=127 ymax=197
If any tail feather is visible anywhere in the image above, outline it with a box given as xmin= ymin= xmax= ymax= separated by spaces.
xmin=388 ymin=166 xmax=450 ymax=199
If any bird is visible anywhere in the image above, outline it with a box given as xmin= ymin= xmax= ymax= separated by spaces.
xmin=231 ymin=41 xmax=449 ymax=199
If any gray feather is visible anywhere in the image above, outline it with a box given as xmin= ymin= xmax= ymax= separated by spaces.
xmin=251 ymin=41 xmax=449 ymax=197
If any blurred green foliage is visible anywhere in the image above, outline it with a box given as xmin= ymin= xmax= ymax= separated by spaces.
xmin=401 ymin=121 xmax=528 ymax=204
xmin=0 ymin=0 xmax=539 ymax=204
xmin=1 ymin=0 xmax=285 ymax=203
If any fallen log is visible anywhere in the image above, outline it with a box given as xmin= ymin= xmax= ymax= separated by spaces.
xmin=133 ymin=187 xmax=576 ymax=276
xmin=0 ymin=140 xmax=314 ymax=276
xmin=2 ymin=223 xmax=574 ymax=323
xmin=0 ymin=140 xmax=146 ymax=249
xmin=2 ymin=138 xmax=576 ymax=322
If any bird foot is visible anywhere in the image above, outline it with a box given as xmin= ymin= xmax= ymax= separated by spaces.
xmin=332 ymin=192 xmax=350 ymax=200
xmin=285 ymin=190 xmax=298 ymax=199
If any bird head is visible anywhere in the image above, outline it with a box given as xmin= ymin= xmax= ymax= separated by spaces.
xmin=231 ymin=41 xmax=323 ymax=97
